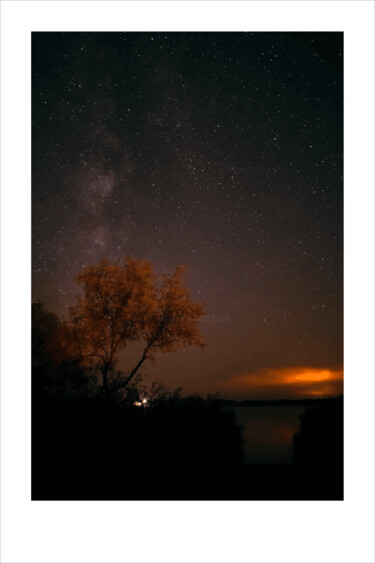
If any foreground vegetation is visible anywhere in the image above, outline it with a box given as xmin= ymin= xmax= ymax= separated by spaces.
xmin=32 ymin=375 xmax=343 ymax=500
xmin=32 ymin=387 xmax=245 ymax=500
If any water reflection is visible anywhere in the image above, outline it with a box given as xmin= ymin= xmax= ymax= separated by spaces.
xmin=234 ymin=405 xmax=306 ymax=463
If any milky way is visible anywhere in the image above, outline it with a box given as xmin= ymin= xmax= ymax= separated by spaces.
xmin=32 ymin=32 xmax=343 ymax=397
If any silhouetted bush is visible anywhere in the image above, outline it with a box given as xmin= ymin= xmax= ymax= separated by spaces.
xmin=293 ymin=397 xmax=343 ymax=467
xmin=292 ymin=397 xmax=343 ymax=499
xmin=32 ymin=390 xmax=244 ymax=500
xmin=32 ymin=302 xmax=97 ymax=399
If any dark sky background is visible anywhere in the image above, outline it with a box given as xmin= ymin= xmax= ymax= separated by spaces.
xmin=32 ymin=32 xmax=343 ymax=399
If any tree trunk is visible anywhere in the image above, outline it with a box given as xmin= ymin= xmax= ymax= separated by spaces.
xmin=110 ymin=352 xmax=148 ymax=393
xmin=124 ymin=354 xmax=147 ymax=387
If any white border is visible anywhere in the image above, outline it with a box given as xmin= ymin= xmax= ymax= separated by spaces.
xmin=1 ymin=2 xmax=374 ymax=562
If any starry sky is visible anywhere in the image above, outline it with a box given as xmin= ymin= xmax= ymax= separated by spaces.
xmin=32 ymin=32 xmax=343 ymax=399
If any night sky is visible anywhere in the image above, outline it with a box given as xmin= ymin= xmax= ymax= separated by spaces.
xmin=32 ymin=32 xmax=343 ymax=399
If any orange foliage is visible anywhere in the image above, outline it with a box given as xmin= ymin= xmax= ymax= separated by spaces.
xmin=64 ymin=256 xmax=205 ymax=390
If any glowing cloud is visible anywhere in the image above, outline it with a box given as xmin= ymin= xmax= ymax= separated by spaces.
xmin=218 ymin=366 xmax=343 ymax=400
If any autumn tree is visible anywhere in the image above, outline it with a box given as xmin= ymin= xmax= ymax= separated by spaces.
xmin=65 ymin=256 xmax=205 ymax=393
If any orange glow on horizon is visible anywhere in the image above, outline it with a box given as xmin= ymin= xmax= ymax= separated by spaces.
xmin=283 ymin=369 xmax=333 ymax=383
xmin=218 ymin=366 xmax=343 ymax=399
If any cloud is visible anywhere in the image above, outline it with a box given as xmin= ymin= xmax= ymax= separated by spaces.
xmin=218 ymin=366 xmax=343 ymax=400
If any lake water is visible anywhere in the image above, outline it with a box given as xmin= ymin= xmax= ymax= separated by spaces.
xmin=233 ymin=405 xmax=307 ymax=464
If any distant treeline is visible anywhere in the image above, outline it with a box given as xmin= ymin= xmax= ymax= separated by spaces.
xmin=224 ymin=396 xmax=343 ymax=407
